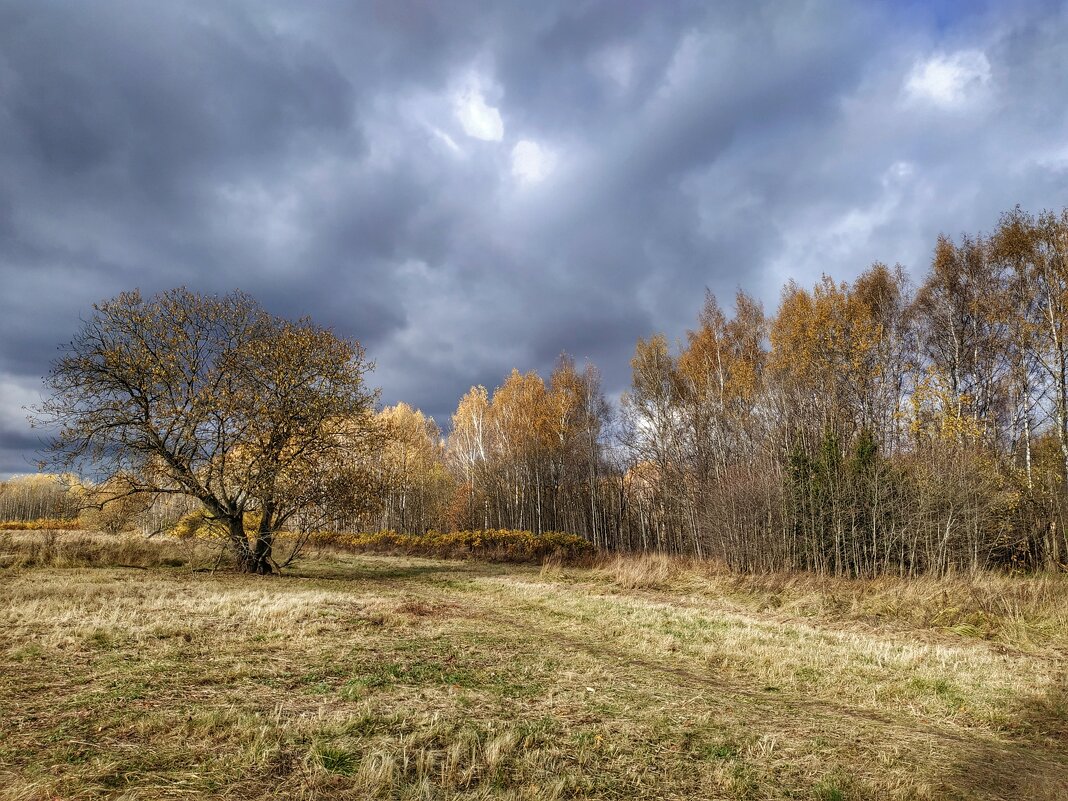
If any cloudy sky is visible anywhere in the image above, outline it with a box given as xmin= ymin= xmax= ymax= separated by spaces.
xmin=1 ymin=0 xmax=1067 ymax=477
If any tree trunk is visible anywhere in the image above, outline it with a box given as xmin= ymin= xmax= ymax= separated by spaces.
xmin=246 ymin=530 xmax=274 ymax=574
xmin=228 ymin=515 xmax=274 ymax=574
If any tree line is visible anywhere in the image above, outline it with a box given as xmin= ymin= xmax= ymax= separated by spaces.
xmin=17 ymin=206 xmax=1068 ymax=575
xmin=370 ymin=206 xmax=1068 ymax=576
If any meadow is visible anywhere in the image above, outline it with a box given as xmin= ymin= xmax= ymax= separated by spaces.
xmin=1 ymin=531 xmax=1066 ymax=800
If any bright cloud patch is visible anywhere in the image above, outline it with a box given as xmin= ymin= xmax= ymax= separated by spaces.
xmin=454 ymin=88 xmax=504 ymax=141
xmin=511 ymin=140 xmax=556 ymax=184
xmin=905 ymin=50 xmax=991 ymax=106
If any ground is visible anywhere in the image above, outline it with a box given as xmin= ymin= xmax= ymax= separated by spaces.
xmin=1 ymin=534 xmax=1066 ymax=800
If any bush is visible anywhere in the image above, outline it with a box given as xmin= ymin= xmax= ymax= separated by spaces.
xmin=171 ymin=511 xmax=225 ymax=540
xmin=313 ymin=528 xmax=595 ymax=563
xmin=170 ymin=510 xmax=262 ymax=540
xmin=0 ymin=518 xmax=82 ymax=531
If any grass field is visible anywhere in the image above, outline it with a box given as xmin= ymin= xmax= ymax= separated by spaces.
xmin=1 ymin=533 xmax=1066 ymax=800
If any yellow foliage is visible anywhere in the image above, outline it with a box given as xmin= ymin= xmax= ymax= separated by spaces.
xmin=909 ymin=370 xmax=986 ymax=443
xmin=770 ymin=276 xmax=884 ymax=394
xmin=0 ymin=518 xmax=83 ymax=531
xmin=171 ymin=511 xmax=225 ymax=540
xmin=170 ymin=510 xmax=263 ymax=541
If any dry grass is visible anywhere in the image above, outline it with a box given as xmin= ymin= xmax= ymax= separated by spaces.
xmin=0 ymin=530 xmax=224 ymax=570
xmin=1 ymin=536 xmax=1066 ymax=800
xmin=592 ymin=553 xmax=1068 ymax=650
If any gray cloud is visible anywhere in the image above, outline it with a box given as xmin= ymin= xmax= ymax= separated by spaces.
xmin=2 ymin=0 xmax=1067 ymax=476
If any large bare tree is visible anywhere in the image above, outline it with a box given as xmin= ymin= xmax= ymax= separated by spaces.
xmin=35 ymin=288 xmax=382 ymax=573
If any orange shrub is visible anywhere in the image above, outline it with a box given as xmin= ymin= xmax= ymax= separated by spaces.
xmin=0 ymin=518 xmax=83 ymax=531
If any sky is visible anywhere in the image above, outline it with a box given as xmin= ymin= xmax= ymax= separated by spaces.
xmin=1 ymin=0 xmax=1067 ymax=478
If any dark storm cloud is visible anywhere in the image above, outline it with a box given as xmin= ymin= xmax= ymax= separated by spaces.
xmin=2 ymin=0 xmax=1068 ymax=476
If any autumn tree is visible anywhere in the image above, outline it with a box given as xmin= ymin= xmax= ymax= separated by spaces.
xmin=375 ymin=403 xmax=453 ymax=533
xmin=990 ymin=208 xmax=1068 ymax=566
xmin=850 ymin=264 xmax=914 ymax=454
xmin=447 ymin=386 xmax=492 ymax=529
xmin=488 ymin=369 xmax=552 ymax=532
xmin=548 ymin=356 xmax=611 ymax=546
xmin=35 ymin=288 xmax=382 ymax=573
xmin=994 ymin=208 xmax=1068 ymax=478
xmin=439 ymin=357 xmax=612 ymax=540
xmin=770 ymin=275 xmax=891 ymax=444
xmin=911 ymin=235 xmax=1012 ymax=447
xmin=620 ymin=335 xmax=689 ymax=552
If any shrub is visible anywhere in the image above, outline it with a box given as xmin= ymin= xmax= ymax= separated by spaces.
xmin=171 ymin=511 xmax=224 ymax=540
xmin=0 ymin=518 xmax=83 ymax=531
xmin=170 ymin=511 xmax=262 ymax=540
xmin=312 ymin=528 xmax=594 ymax=563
